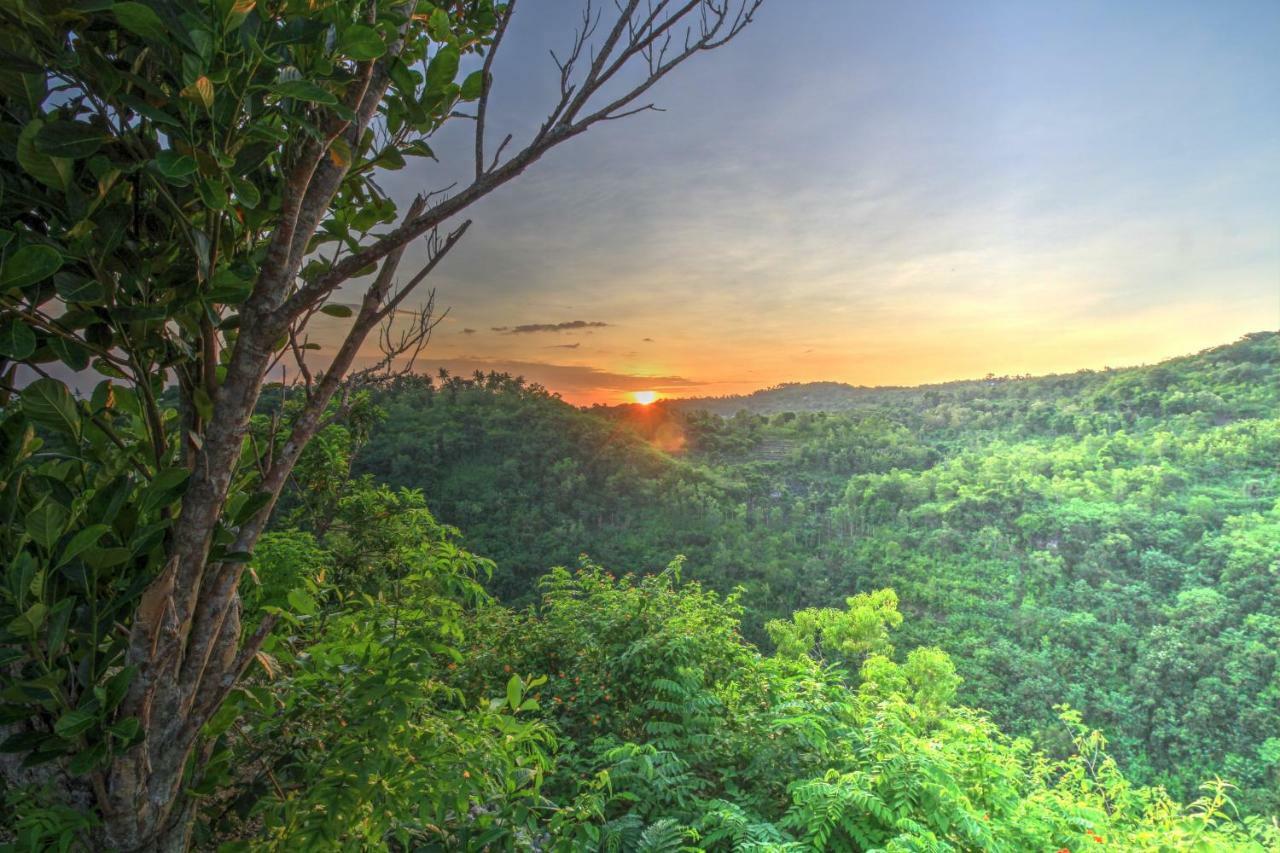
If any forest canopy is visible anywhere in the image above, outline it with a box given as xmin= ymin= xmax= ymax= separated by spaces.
xmin=0 ymin=0 xmax=1275 ymax=844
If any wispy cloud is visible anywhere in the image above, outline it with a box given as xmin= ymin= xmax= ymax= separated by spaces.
xmin=547 ymin=342 xmax=581 ymax=349
xmin=492 ymin=320 xmax=610 ymax=334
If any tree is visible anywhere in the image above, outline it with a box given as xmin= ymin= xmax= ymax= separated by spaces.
xmin=0 ymin=0 xmax=760 ymax=847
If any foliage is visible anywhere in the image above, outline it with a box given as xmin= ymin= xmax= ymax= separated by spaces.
xmin=353 ymin=332 xmax=1280 ymax=815
xmin=454 ymin=565 xmax=1279 ymax=851
xmin=203 ymin=489 xmax=556 ymax=850
xmin=0 ymin=0 xmax=762 ymax=843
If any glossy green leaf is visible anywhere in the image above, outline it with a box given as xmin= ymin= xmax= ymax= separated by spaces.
xmin=0 ymin=244 xmax=63 ymax=290
xmin=54 ymin=708 xmax=98 ymax=739
xmin=67 ymin=741 xmax=108 ymax=775
xmin=460 ymin=70 xmax=484 ymax=101
xmin=49 ymin=337 xmax=91 ymax=371
xmin=140 ymin=467 xmax=190 ymax=513
xmin=53 ymin=274 xmax=104 ymax=303
xmin=57 ymin=524 xmax=111 ymax=567
xmin=272 ymin=80 xmax=338 ymax=105
xmin=112 ymin=2 xmax=168 ymax=42
xmin=34 ymin=121 xmax=107 ymax=159
xmin=16 ymin=120 xmax=72 ymax=190
xmin=19 ymin=379 xmax=80 ymax=438
xmin=26 ymin=502 xmax=69 ymax=549
xmin=425 ymin=45 xmax=460 ymax=93
xmin=155 ymin=150 xmax=198 ymax=179
xmin=6 ymin=603 xmax=48 ymax=638
xmin=0 ymin=318 xmax=37 ymax=359
xmin=337 ymin=24 xmax=385 ymax=60
xmin=427 ymin=7 xmax=450 ymax=41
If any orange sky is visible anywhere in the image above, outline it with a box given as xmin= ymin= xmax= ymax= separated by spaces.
xmin=323 ymin=308 xmax=1275 ymax=407
xmin=306 ymin=1 xmax=1279 ymax=407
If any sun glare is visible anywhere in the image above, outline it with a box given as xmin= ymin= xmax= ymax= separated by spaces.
xmin=632 ymin=390 xmax=658 ymax=405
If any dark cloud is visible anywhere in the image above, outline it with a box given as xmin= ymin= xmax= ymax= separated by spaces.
xmin=547 ymin=342 xmax=581 ymax=349
xmin=642 ymin=337 xmax=654 ymax=342
xmin=462 ymin=328 xmax=477 ymax=334
xmin=492 ymin=320 xmax=609 ymax=334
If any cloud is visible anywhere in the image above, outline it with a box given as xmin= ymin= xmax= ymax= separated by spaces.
xmin=546 ymin=342 xmax=581 ymax=349
xmin=492 ymin=320 xmax=610 ymax=334
xmin=462 ymin=328 xmax=477 ymax=334
xmin=642 ymin=337 xmax=654 ymax=342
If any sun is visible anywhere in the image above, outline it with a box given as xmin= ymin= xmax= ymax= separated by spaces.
xmin=631 ymin=390 xmax=658 ymax=405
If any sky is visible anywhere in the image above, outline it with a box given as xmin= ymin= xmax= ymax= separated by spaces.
xmin=323 ymin=0 xmax=1280 ymax=405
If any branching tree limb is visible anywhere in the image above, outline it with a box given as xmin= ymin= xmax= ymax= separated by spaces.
xmin=0 ymin=0 xmax=762 ymax=847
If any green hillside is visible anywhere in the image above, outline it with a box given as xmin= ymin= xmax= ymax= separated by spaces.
xmin=352 ymin=332 xmax=1280 ymax=815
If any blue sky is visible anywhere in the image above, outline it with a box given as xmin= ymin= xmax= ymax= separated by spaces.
xmin=325 ymin=0 xmax=1280 ymax=403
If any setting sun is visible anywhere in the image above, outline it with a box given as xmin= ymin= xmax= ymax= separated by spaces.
xmin=631 ymin=390 xmax=658 ymax=405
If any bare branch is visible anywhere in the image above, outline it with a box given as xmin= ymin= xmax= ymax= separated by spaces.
xmin=285 ymin=0 xmax=760 ymax=312
xmin=476 ymin=0 xmax=519 ymax=179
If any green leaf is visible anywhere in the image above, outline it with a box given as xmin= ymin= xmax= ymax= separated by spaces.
xmin=34 ymin=121 xmax=107 ymax=160
xmin=108 ymin=717 xmax=141 ymax=742
xmin=425 ymin=45 xmax=460 ymax=94
xmin=319 ymin=303 xmax=353 ymax=318
xmin=0 ymin=245 xmax=64 ymax=291
xmin=232 ymin=490 xmax=273 ymax=524
xmin=402 ymin=140 xmax=436 ymax=160
xmin=16 ymin=120 xmax=72 ymax=190
xmin=140 ymin=467 xmax=189 ymax=513
xmin=0 ymin=318 xmax=36 ymax=359
xmin=57 ymin=524 xmax=110 ymax=567
xmin=155 ymin=150 xmax=198 ymax=179
xmin=193 ymin=386 xmax=214 ymax=421
xmin=53 ymin=274 xmax=104 ymax=303
xmin=67 ymin=741 xmax=108 ymax=775
xmin=45 ymin=599 xmax=73 ymax=656
xmin=506 ymin=674 xmax=521 ymax=711
xmin=272 ymin=80 xmax=338 ymax=106
xmin=117 ymin=93 xmax=181 ymax=128
xmin=230 ymin=176 xmax=260 ymax=208
xmin=113 ymin=2 xmax=169 ymax=42
xmin=102 ymin=666 xmax=136 ymax=711
xmin=26 ymin=502 xmax=69 ymax=550
xmin=54 ymin=708 xmax=98 ymax=739
xmin=83 ymin=548 xmax=131 ymax=570
xmin=196 ymin=179 xmax=229 ymax=211
xmin=286 ymin=588 xmax=317 ymax=616
xmin=337 ymin=24 xmax=386 ymax=60
xmin=374 ymin=146 xmax=406 ymax=170
xmin=50 ymin=337 xmax=91 ymax=371
xmin=6 ymin=603 xmax=48 ymax=638
xmin=20 ymin=379 xmax=80 ymax=438
xmin=427 ymin=7 xmax=451 ymax=41
xmin=207 ymin=270 xmax=251 ymax=303
xmin=460 ymin=70 xmax=484 ymax=101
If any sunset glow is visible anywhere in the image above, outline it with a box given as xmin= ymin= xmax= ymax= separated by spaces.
xmin=632 ymin=391 xmax=658 ymax=405
xmin=321 ymin=1 xmax=1277 ymax=409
